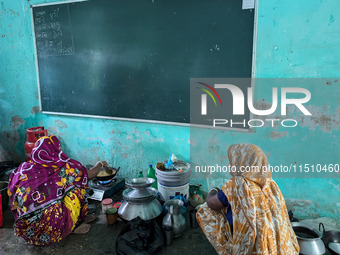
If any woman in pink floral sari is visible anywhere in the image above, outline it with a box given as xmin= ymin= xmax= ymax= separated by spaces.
xmin=8 ymin=135 xmax=106 ymax=246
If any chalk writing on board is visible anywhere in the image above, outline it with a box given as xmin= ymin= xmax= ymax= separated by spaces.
xmin=33 ymin=5 xmax=74 ymax=57
xmin=242 ymin=0 xmax=254 ymax=9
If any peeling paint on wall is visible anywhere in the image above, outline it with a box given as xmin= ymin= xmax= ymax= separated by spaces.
xmin=30 ymin=106 xmax=39 ymax=114
xmin=285 ymin=198 xmax=321 ymax=219
xmin=301 ymin=105 xmax=340 ymax=133
xmin=54 ymin=119 xmax=68 ymax=129
xmin=11 ymin=115 xmax=25 ymax=128
xmin=270 ymin=131 xmax=288 ymax=139
xmin=328 ymin=180 xmax=340 ymax=192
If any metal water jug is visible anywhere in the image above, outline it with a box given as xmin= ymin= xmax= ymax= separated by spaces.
xmin=162 ymin=199 xmax=186 ymax=237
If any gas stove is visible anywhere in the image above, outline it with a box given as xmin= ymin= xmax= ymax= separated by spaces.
xmin=88 ymin=177 xmax=125 ymax=201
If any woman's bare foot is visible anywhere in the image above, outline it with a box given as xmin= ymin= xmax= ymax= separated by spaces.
xmin=84 ymin=214 xmax=97 ymax=224
xmin=73 ymin=223 xmax=91 ymax=234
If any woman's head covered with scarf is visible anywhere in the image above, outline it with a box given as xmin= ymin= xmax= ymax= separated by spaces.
xmin=228 ymin=143 xmax=272 ymax=179
xmin=30 ymin=135 xmax=84 ymax=170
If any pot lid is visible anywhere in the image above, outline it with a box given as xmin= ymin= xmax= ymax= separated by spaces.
xmin=125 ymin=177 xmax=155 ymax=189
xmin=123 ymin=178 xmax=157 ymax=203
xmin=123 ymin=187 xmax=157 ymax=202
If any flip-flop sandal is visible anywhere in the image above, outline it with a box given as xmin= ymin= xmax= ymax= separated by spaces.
xmin=84 ymin=214 xmax=97 ymax=224
xmin=73 ymin=223 xmax=91 ymax=234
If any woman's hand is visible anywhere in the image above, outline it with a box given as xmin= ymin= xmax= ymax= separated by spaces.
xmin=206 ymin=187 xmax=224 ymax=211
xmin=88 ymin=161 xmax=109 ymax=180
xmin=94 ymin=161 xmax=108 ymax=169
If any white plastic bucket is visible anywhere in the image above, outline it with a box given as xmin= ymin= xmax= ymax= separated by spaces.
xmin=157 ymin=182 xmax=190 ymax=201
xmin=155 ymin=167 xmax=191 ymax=201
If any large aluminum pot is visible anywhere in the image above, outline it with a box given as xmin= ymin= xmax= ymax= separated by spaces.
xmin=118 ymin=178 xmax=162 ymax=221
xmin=291 ymin=222 xmax=326 ymax=255
xmin=118 ymin=197 xmax=162 ymax=221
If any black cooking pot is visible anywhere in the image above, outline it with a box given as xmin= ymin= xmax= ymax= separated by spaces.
xmin=96 ymin=167 xmax=120 ymax=181
xmin=319 ymin=223 xmax=340 ymax=255
xmin=0 ymin=181 xmax=9 ymax=211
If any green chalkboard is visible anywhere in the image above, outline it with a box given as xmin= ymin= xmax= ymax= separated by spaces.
xmin=32 ymin=0 xmax=254 ymax=124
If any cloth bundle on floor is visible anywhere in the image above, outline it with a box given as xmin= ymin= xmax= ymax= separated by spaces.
xmin=116 ymin=217 xmax=164 ymax=255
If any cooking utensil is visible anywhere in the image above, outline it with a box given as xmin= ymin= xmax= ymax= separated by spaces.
xmin=164 ymin=226 xmax=173 ymax=246
xmin=319 ymin=223 xmax=340 ymax=255
xmin=96 ymin=166 xmax=120 ymax=181
xmin=162 ymin=199 xmax=186 ymax=237
xmin=125 ymin=177 xmax=154 ymax=189
xmin=328 ymin=243 xmax=340 ymax=255
xmin=291 ymin=222 xmax=326 ymax=255
xmin=118 ymin=177 xmax=162 ymax=221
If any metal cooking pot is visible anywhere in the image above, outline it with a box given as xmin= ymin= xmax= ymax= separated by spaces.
xmin=291 ymin=222 xmax=326 ymax=255
xmin=118 ymin=178 xmax=162 ymax=221
xmin=319 ymin=223 xmax=340 ymax=255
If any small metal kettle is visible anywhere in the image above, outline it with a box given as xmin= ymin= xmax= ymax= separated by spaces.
xmin=162 ymin=199 xmax=186 ymax=237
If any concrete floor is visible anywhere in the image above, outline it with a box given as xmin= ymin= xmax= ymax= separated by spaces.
xmin=2 ymin=207 xmax=338 ymax=255
xmin=2 ymin=190 xmax=337 ymax=255
xmin=0 ymin=202 xmax=216 ymax=255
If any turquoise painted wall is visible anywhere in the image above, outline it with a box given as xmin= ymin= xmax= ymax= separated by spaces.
xmin=0 ymin=0 xmax=339 ymax=221
xmin=255 ymin=0 xmax=340 ymax=221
